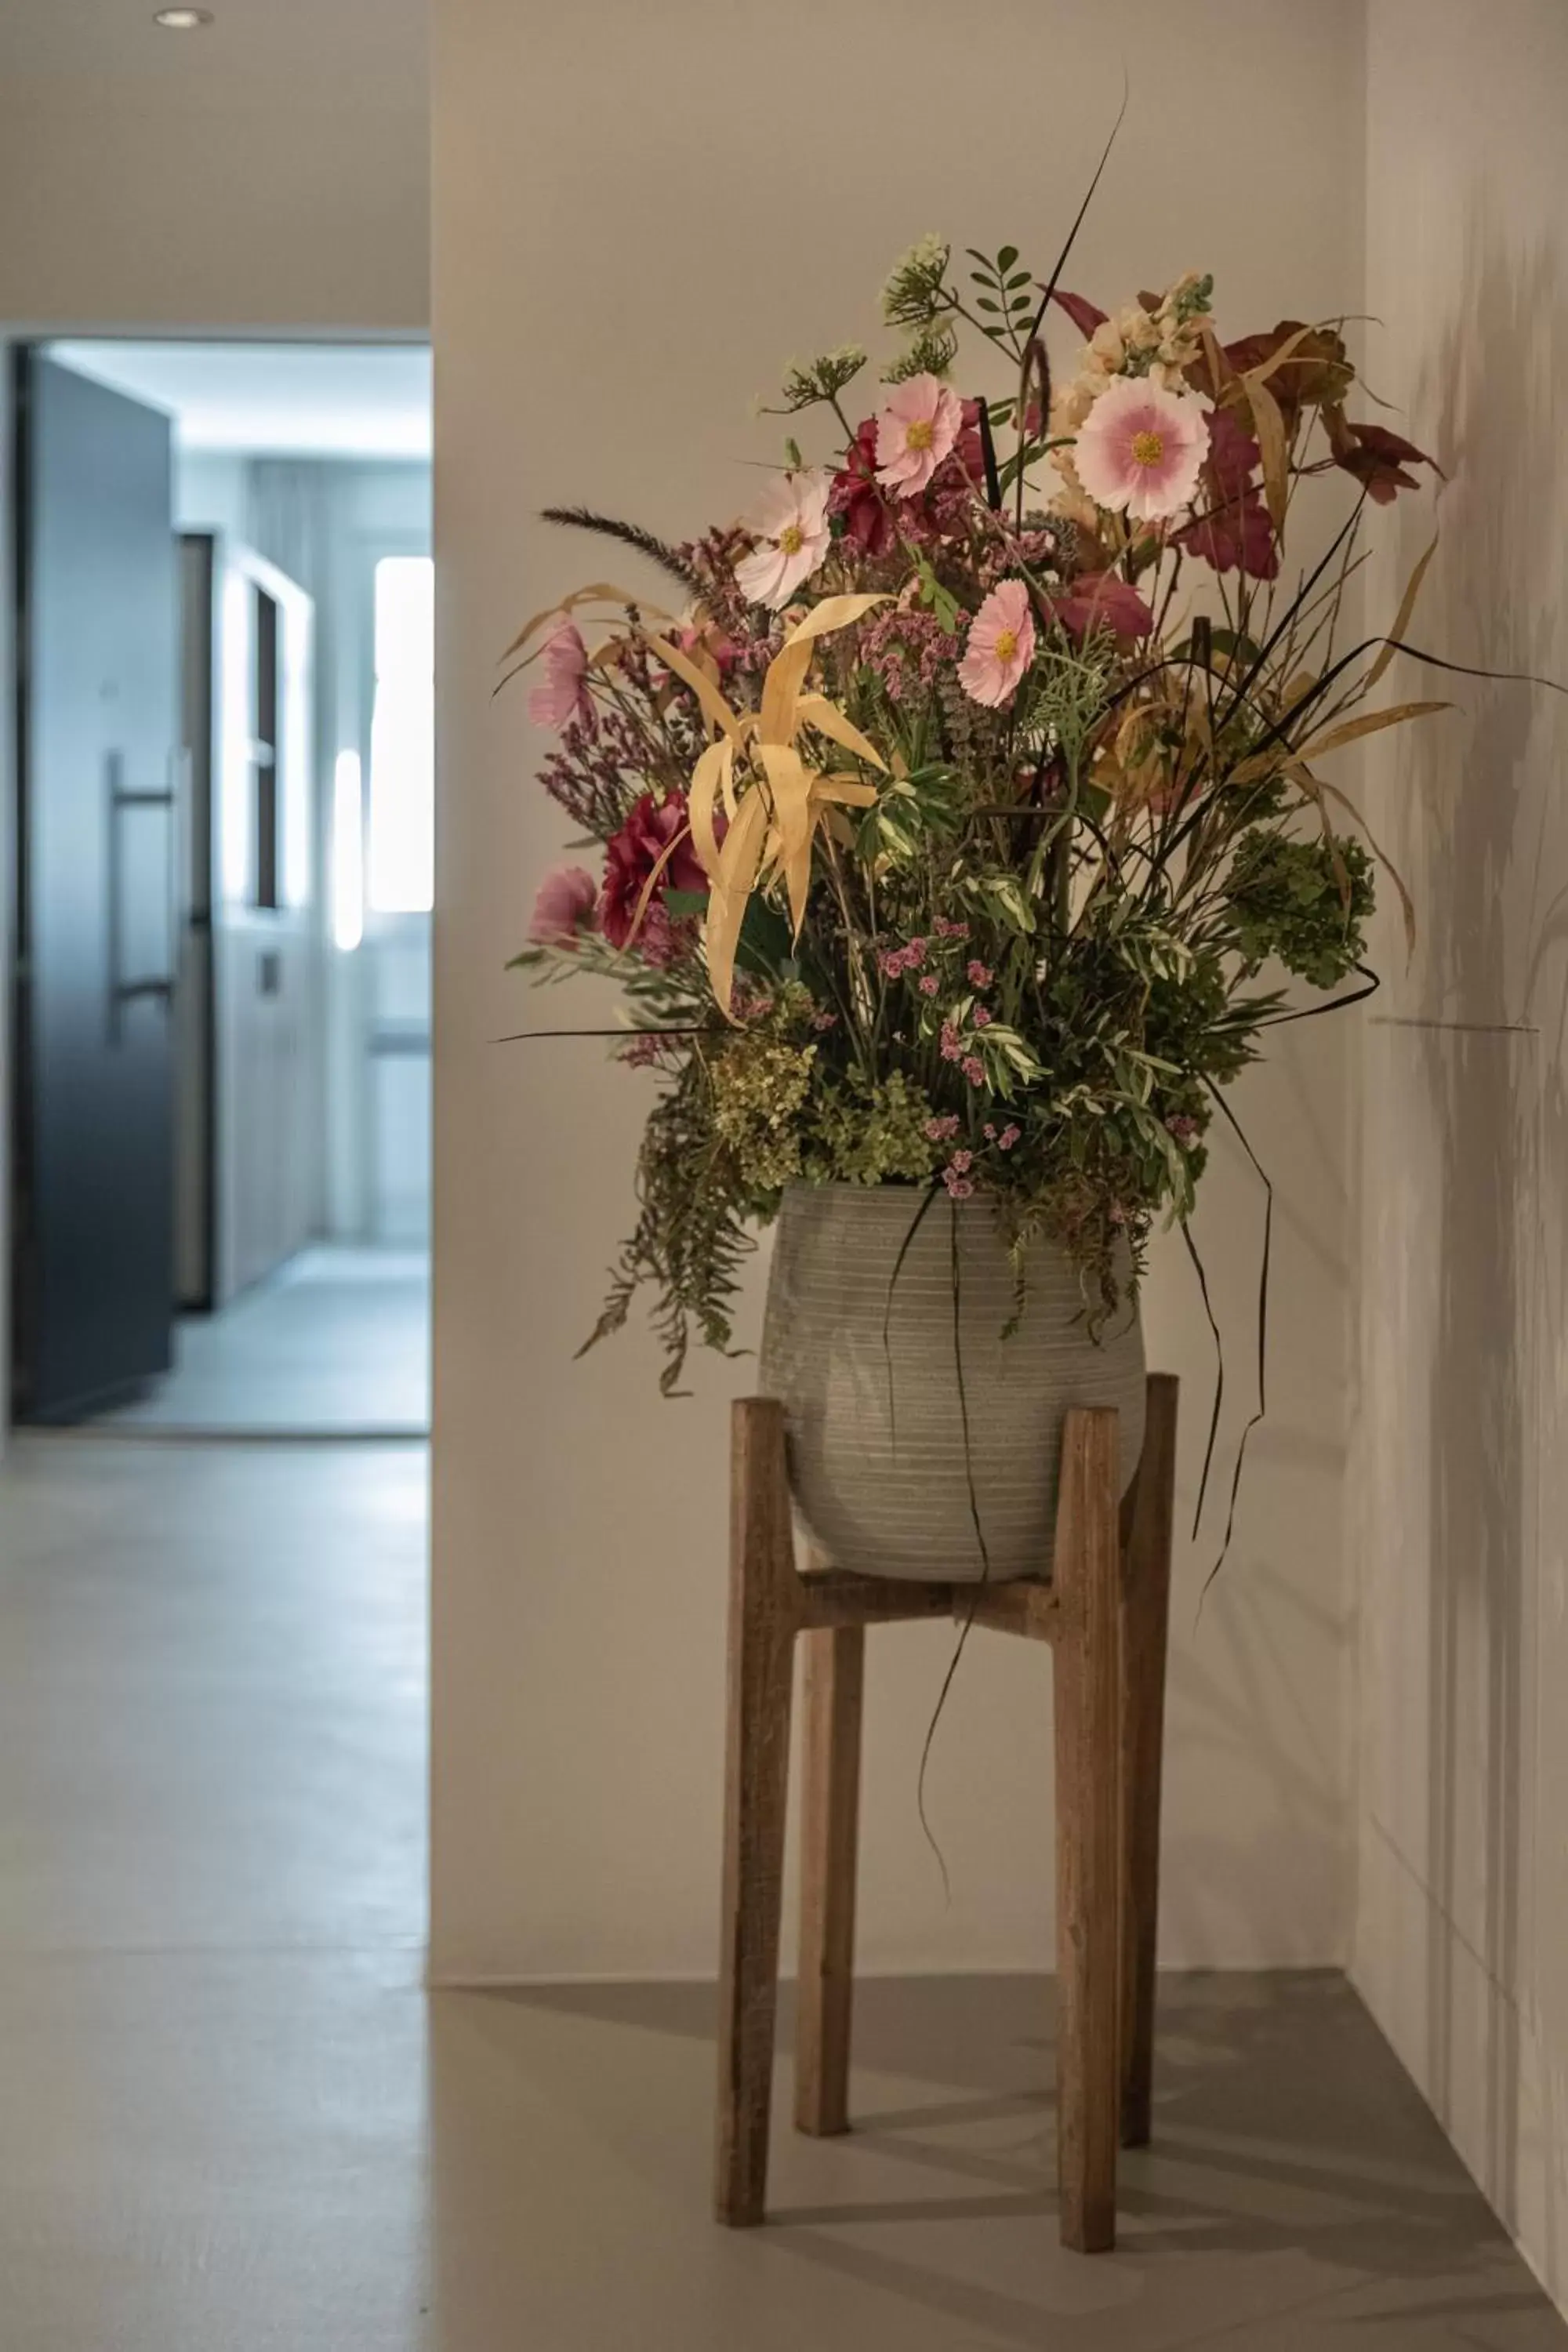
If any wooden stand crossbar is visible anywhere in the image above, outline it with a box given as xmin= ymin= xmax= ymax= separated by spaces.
xmin=715 ymin=1373 xmax=1178 ymax=2256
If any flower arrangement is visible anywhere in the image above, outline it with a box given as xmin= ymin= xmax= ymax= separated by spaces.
xmin=509 ymin=222 xmax=1443 ymax=1393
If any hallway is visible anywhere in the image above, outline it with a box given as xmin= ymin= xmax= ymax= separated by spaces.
xmin=1 ymin=1437 xmax=1566 ymax=2349
xmin=96 ymin=1247 xmax=430 ymax=1437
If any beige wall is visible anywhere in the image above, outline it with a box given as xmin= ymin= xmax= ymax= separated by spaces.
xmin=0 ymin=4 xmax=426 ymax=332
xmin=430 ymin=0 xmax=1366 ymax=1982
xmin=1354 ymin=0 xmax=1568 ymax=2312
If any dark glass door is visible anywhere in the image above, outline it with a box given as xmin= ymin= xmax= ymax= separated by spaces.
xmin=12 ymin=353 xmax=178 ymax=1419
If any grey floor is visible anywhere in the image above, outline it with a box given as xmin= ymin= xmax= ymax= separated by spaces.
xmin=0 ymin=1435 xmax=1562 ymax=2350
xmin=95 ymin=1243 xmax=430 ymax=1436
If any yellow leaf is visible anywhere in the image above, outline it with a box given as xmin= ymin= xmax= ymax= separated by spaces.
xmin=500 ymin=582 xmax=671 ymax=663
xmin=795 ymin=693 xmax=888 ymax=772
xmin=759 ymin=743 xmax=816 ymax=938
xmin=704 ymin=789 xmax=771 ymax=1017
xmin=641 ymin=630 xmax=748 ymax=746
xmin=760 ymin=593 xmax=890 ymax=748
xmin=688 ymin=738 xmax=733 ymax=880
xmin=1295 ymin=699 xmax=1449 ymax=762
xmin=1246 ymin=373 xmax=1290 ymax=538
xmin=1367 ymin=534 xmax=1438 ymax=693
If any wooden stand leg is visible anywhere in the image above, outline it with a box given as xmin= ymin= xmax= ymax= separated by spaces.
xmin=1052 ymin=1405 xmax=1122 ymax=2254
xmin=715 ymin=1399 xmax=799 ymax=2226
xmin=795 ymin=1622 xmax=864 ymax=2137
xmin=1118 ymin=1374 xmax=1178 ymax=2150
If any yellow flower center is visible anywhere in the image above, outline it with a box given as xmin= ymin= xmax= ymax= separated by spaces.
xmin=993 ymin=628 xmax=1018 ymax=664
xmin=778 ymin=523 xmax=804 ymax=555
xmin=905 ymin=417 xmax=935 ymax=452
xmin=1130 ymin=427 xmax=1166 ymax=468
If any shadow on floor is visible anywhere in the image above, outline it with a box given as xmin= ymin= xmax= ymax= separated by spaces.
xmin=426 ymin=1970 xmax=1567 ymax=2350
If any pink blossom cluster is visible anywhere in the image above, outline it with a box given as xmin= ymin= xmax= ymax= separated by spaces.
xmin=858 ymin=607 xmax=959 ymax=706
xmin=878 ymin=934 xmax=929 ymax=978
xmin=983 ymin=1122 xmax=1022 ymax=1150
xmin=924 ymin=1114 xmax=960 ymax=1143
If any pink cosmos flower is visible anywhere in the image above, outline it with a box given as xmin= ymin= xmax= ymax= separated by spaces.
xmin=958 ymin=579 xmax=1036 ymax=709
xmin=875 ymin=374 xmax=964 ymax=498
xmin=528 ymin=863 xmax=598 ymax=946
xmin=735 ymin=470 xmax=833 ymax=608
xmin=1073 ymin=377 xmax=1210 ymax=523
xmin=528 ymin=619 xmax=592 ymax=731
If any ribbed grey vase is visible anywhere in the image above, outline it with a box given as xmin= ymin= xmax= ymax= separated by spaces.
xmin=760 ymin=1182 xmax=1145 ymax=1584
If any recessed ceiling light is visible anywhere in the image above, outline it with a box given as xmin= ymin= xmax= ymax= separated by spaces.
xmin=154 ymin=8 xmax=213 ymax=26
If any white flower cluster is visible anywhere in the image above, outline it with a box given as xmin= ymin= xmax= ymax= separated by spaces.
xmin=1048 ymin=270 xmax=1214 ymax=521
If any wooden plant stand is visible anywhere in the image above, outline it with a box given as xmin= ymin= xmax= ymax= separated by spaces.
xmin=714 ymin=1374 xmax=1178 ymax=2256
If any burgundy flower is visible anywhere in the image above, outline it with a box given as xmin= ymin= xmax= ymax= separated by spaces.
xmin=830 ymin=419 xmax=897 ymax=557
xmin=1175 ymin=406 xmax=1279 ymax=581
xmin=601 ymin=790 xmax=707 ymax=960
xmin=1047 ymin=573 xmax=1156 ymax=645
xmin=1327 ymin=412 xmax=1436 ymax=506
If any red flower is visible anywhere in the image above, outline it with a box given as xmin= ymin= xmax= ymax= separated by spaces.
xmin=601 ymin=791 xmax=708 ymax=962
xmin=952 ymin=397 xmax=986 ymax=489
xmin=830 ymin=419 xmax=897 ymax=557
xmin=1047 ymin=574 xmax=1156 ymax=644
xmin=1175 ymin=406 xmax=1279 ymax=580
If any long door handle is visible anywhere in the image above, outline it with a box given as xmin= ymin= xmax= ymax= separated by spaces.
xmin=106 ymin=748 xmax=176 ymax=1044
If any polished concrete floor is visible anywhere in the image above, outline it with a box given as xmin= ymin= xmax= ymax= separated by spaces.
xmin=0 ymin=1436 xmax=1563 ymax=2350
xmin=96 ymin=1246 xmax=430 ymax=1437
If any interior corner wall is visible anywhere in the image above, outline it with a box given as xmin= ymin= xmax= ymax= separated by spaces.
xmin=1353 ymin=0 xmax=1568 ymax=2315
xmin=430 ymin=0 xmax=1366 ymax=1984
xmin=0 ymin=347 xmax=13 ymax=1456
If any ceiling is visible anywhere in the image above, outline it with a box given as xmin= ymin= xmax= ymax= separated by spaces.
xmin=0 ymin=0 xmax=425 ymax=103
xmin=46 ymin=340 xmax=431 ymax=459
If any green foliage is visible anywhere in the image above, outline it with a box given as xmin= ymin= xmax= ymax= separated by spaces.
xmin=884 ymin=321 xmax=960 ymax=383
xmin=775 ymin=345 xmax=868 ymax=413
xmin=803 ymin=1073 xmax=938 ymax=1187
xmin=880 ymin=234 xmax=952 ymax=328
xmin=708 ymin=1035 xmax=816 ymax=1192
xmin=1227 ymin=830 xmax=1373 ymax=986
xmin=580 ymin=1052 xmax=753 ymax=1398
xmin=966 ymin=244 xmax=1038 ymax=352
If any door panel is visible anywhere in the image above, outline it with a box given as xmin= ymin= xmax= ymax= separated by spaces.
xmin=13 ymin=354 xmax=177 ymax=1419
xmin=209 ymin=540 xmax=318 ymax=1302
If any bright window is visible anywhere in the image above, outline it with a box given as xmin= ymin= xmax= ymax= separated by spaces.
xmin=367 ymin=555 xmax=434 ymax=913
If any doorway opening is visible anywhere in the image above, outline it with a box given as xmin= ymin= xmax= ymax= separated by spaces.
xmin=9 ymin=339 xmax=432 ymax=1436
